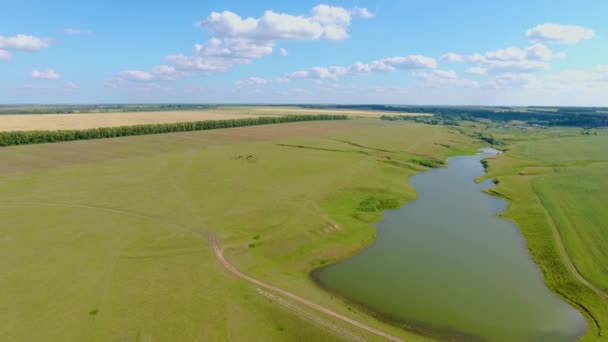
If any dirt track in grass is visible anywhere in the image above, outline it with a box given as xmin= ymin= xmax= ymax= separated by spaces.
xmin=209 ymin=233 xmax=404 ymax=342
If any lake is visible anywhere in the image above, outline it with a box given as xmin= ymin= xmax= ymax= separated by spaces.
xmin=313 ymin=148 xmax=587 ymax=341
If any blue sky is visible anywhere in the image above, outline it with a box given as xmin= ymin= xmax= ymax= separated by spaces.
xmin=1 ymin=0 xmax=607 ymax=105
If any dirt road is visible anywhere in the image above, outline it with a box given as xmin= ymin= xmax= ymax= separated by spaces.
xmin=208 ymin=234 xmax=404 ymax=342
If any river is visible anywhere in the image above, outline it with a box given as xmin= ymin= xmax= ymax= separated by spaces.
xmin=313 ymin=148 xmax=587 ymax=341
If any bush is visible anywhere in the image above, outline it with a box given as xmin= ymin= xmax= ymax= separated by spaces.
xmin=358 ymin=196 xmax=400 ymax=212
xmin=412 ymin=158 xmax=444 ymax=168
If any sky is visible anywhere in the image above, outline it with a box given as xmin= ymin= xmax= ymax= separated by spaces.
xmin=1 ymin=0 xmax=607 ymax=105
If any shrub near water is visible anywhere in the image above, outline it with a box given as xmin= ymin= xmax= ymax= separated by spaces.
xmin=357 ymin=196 xmax=401 ymax=212
xmin=0 ymin=114 xmax=347 ymax=147
xmin=411 ymin=158 xmax=445 ymax=168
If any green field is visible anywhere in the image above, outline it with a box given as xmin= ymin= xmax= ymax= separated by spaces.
xmin=1 ymin=115 xmax=606 ymax=341
xmin=0 ymin=119 xmax=477 ymax=341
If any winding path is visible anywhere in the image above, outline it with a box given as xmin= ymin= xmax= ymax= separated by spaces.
xmin=208 ymin=234 xmax=404 ymax=342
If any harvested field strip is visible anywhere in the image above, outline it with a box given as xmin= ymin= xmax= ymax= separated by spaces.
xmin=0 ymin=111 xmax=265 ymax=131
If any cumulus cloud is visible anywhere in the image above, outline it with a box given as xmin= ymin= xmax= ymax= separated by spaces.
xmin=111 ymin=64 xmax=183 ymax=85
xmin=31 ymin=68 xmax=60 ymax=80
xmin=0 ymin=49 xmax=10 ymax=60
xmin=0 ymin=34 xmax=49 ymax=51
xmin=164 ymin=54 xmax=227 ymax=73
xmin=199 ymin=5 xmax=372 ymax=42
xmin=552 ymin=70 xmax=605 ymax=83
xmin=194 ymin=37 xmax=274 ymax=62
xmin=279 ymin=48 xmax=288 ymax=57
xmin=65 ymin=81 xmax=78 ymax=89
xmin=469 ymin=44 xmax=564 ymax=73
xmin=413 ymin=69 xmax=478 ymax=88
xmin=118 ymin=70 xmax=154 ymax=82
xmin=150 ymin=64 xmax=181 ymax=80
xmin=441 ymin=53 xmax=464 ymax=62
xmin=539 ymin=69 xmax=608 ymax=92
xmin=106 ymin=62 xmax=187 ymax=87
xmin=112 ymin=5 xmax=373 ymax=85
xmin=526 ymin=23 xmax=594 ymax=44
xmin=488 ymin=73 xmax=540 ymax=88
xmin=352 ymin=6 xmax=375 ymax=19
xmin=597 ymin=65 xmax=608 ymax=73
xmin=63 ymin=28 xmax=94 ymax=36
xmin=235 ymin=76 xmax=268 ymax=88
xmin=466 ymin=67 xmax=487 ymax=75
xmin=279 ymin=55 xmax=437 ymax=82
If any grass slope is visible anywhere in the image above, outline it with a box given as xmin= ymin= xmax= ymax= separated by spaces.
xmin=0 ymin=119 xmax=474 ymax=341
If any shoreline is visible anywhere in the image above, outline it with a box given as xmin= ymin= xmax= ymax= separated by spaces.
xmin=307 ymin=148 xmax=491 ymax=341
xmin=308 ymin=147 xmax=588 ymax=341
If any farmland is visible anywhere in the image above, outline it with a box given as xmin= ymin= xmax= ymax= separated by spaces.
xmin=0 ymin=111 xmax=606 ymax=341
xmin=0 ymin=106 xmax=430 ymax=131
xmin=0 ymin=111 xmax=266 ymax=131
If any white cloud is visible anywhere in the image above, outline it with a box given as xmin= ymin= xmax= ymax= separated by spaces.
xmin=488 ymin=73 xmax=540 ymax=88
xmin=311 ymin=4 xmax=353 ymax=27
xmin=526 ymin=23 xmax=594 ymax=44
xmin=551 ymin=70 xmax=605 ymax=83
xmin=165 ymin=54 xmax=223 ymax=73
xmin=194 ymin=37 xmax=274 ymax=62
xmin=0 ymin=49 xmax=10 ymax=60
xmin=31 ymin=68 xmax=60 ymax=80
xmin=0 ymin=34 xmax=49 ymax=51
xmin=235 ymin=76 xmax=268 ymax=88
xmin=414 ymin=69 xmax=478 ymax=88
xmin=150 ymin=64 xmax=181 ymax=80
xmin=118 ymin=70 xmax=154 ymax=82
xmin=199 ymin=5 xmax=365 ymax=42
xmin=65 ymin=81 xmax=78 ymax=89
xmin=466 ymin=67 xmax=487 ymax=75
xmin=112 ymin=64 xmax=183 ymax=84
xmin=112 ymin=5 xmax=373 ymax=86
xmin=378 ymin=56 xmax=438 ymax=69
xmin=441 ymin=53 xmax=464 ymax=62
xmin=279 ymin=55 xmax=437 ymax=82
xmin=279 ymin=48 xmax=288 ymax=57
xmin=63 ymin=28 xmax=94 ymax=36
xmin=469 ymin=44 xmax=563 ymax=73
xmin=538 ymin=69 xmax=608 ymax=93
xmin=432 ymin=69 xmax=457 ymax=79
xmin=352 ymin=6 xmax=375 ymax=19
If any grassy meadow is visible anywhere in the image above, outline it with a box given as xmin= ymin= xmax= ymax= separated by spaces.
xmin=1 ymin=111 xmax=606 ymax=341
xmin=0 ymin=118 xmax=475 ymax=341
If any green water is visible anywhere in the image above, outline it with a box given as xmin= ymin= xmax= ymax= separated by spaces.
xmin=314 ymin=149 xmax=587 ymax=341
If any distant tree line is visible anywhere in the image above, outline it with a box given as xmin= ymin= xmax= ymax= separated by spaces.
xmin=0 ymin=114 xmax=347 ymax=147
xmin=303 ymin=105 xmax=608 ymax=128
xmin=380 ymin=114 xmax=466 ymax=126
